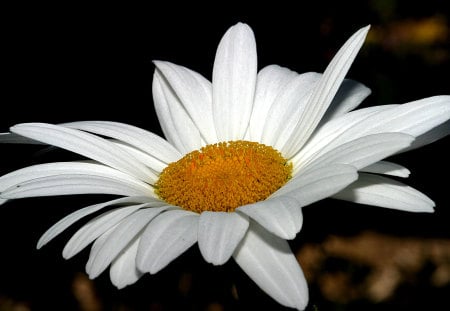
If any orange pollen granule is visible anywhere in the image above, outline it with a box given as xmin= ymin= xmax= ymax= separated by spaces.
xmin=155 ymin=140 xmax=293 ymax=213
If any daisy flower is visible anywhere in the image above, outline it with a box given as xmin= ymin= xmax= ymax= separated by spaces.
xmin=1 ymin=23 xmax=449 ymax=310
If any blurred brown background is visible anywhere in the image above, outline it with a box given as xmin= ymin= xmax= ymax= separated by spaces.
xmin=1 ymin=1 xmax=449 ymax=310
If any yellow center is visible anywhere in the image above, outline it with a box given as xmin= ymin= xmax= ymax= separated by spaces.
xmin=155 ymin=140 xmax=292 ymax=213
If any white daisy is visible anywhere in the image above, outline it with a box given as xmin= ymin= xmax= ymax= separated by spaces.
xmin=1 ymin=23 xmax=449 ymax=310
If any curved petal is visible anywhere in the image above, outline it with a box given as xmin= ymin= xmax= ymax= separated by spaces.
xmin=333 ymin=173 xmax=435 ymax=212
xmin=284 ymin=26 xmax=371 ymax=157
xmin=233 ymin=222 xmax=308 ymax=310
xmin=321 ymin=79 xmax=371 ymax=122
xmin=62 ymin=121 xmax=181 ymax=164
xmin=292 ymin=105 xmax=397 ymax=171
xmin=136 ymin=210 xmax=198 ymax=274
xmin=0 ymin=162 xmax=153 ymax=197
xmin=37 ymin=196 xmax=158 ymax=249
xmin=249 ymin=65 xmax=298 ymax=141
xmin=405 ymin=119 xmax=450 ymax=152
xmin=153 ymin=61 xmax=216 ymax=144
xmin=109 ymin=237 xmax=143 ymax=289
xmin=153 ymin=70 xmax=202 ymax=154
xmin=152 ymin=70 xmax=186 ymax=151
xmin=360 ymin=161 xmax=410 ymax=178
xmin=62 ymin=204 xmax=148 ymax=259
xmin=10 ymin=123 xmax=154 ymax=182
xmin=86 ymin=206 xmax=171 ymax=279
xmin=306 ymin=96 xmax=450 ymax=158
xmin=273 ymin=164 xmax=358 ymax=207
xmin=197 ymin=211 xmax=249 ymax=265
xmin=237 ymin=196 xmax=303 ymax=240
xmin=361 ymin=96 xmax=450 ymax=138
xmin=300 ymin=133 xmax=414 ymax=171
xmin=262 ymin=72 xmax=321 ymax=150
xmin=212 ymin=22 xmax=257 ymax=141
xmin=111 ymin=141 xmax=165 ymax=176
xmin=1 ymin=174 xmax=152 ymax=199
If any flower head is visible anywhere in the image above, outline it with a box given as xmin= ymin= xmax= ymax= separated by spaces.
xmin=1 ymin=23 xmax=449 ymax=310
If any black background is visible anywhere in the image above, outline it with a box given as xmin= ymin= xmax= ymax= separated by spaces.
xmin=0 ymin=2 xmax=449 ymax=310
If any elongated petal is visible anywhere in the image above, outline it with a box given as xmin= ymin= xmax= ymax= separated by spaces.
xmin=212 ymin=22 xmax=257 ymax=141
xmin=0 ymin=162 xmax=152 ymax=195
xmin=10 ymin=123 xmax=154 ymax=182
xmin=86 ymin=206 xmax=171 ymax=279
xmin=111 ymin=141 xmax=164 ymax=177
xmin=308 ymin=96 xmax=450 ymax=158
xmin=233 ymin=222 xmax=308 ymax=310
xmin=284 ymin=26 xmax=371 ymax=157
xmin=262 ymin=72 xmax=321 ymax=150
xmin=197 ymin=212 xmax=249 ymax=265
xmin=292 ymin=105 xmax=397 ymax=170
xmin=136 ymin=210 xmax=198 ymax=274
xmin=249 ymin=65 xmax=298 ymax=141
xmin=62 ymin=121 xmax=181 ymax=164
xmin=63 ymin=204 xmax=148 ymax=259
xmin=237 ymin=196 xmax=303 ymax=240
xmin=361 ymin=161 xmax=410 ymax=178
xmin=333 ymin=173 xmax=435 ymax=212
xmin=152 ymin=71 xmax=186 ymax=151
xmin=37 ymin=196 xmax=158 ymax=249
xmin=362 ymin=96 xmax=450 ymax=138
xmin=300 ymin=133 xmax=414 ymax=171
xmin=321 ymin=79 xmax=371 ymax=122
xmin=154 ymin=61 xmax=216 ymax=144
xmin=405 ymin=120 xmax=450 ymax=152
xmin=273 ymin=164 xmax=358 ymax=207
xmin=152 ymin=70 xmax=202 ymax=153
xmin=1 ymin=174 xmax=152 ymax=199
xmin=110 ymin=237 xmax=143 ymax=289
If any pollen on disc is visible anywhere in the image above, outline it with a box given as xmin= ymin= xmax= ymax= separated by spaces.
xmin=155 ymin=141 xmax=292 ymax=213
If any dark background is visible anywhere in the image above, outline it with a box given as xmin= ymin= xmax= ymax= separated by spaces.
xmin=1 ymin=2 xmax=449 ymax=310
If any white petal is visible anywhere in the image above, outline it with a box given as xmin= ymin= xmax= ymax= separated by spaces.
xmin=0 ymin=162 xmax=152 ymax=196
xmin=249 ymin=65 xmax=298 ymax=141
xmin=284 ymin=26 xmax=371 ymax=157
xmin=300 ymin=133 xmax=414 ymax=171
xmin=152 ymin=71 xmax=186 ymax=151
xmin=333 ymin=173 xmax=435 ymax=212
xmin=322 ymin=79 xmax=371 ymax=122
xmin=273 ymin=164 xmax=358 ymax=207
xmin=153 ymin=61 xmax=217 ymax=144
xmin=110 ymin=237 xmax=143 ymax=289
xmin=362 ymin=96 xmax=450 ymax=138
xmin=237 ymin=196 xmax=303 ymax=240
xmin=212 ymin=22 xmax=257 ymax=141
xmin=86 ymin=206 xmax=171 ymax=279
xmin=262 ymin=72 xmax=321 ymax=150
xmin=292 ymin=105 xmax=397 ymax=170
xmin=308 ymin=96 xmax=450 ymax=157
xmin=111 ymin=141 xmax=164 ymax=177
xmin=1 ymin=174 xmax=152 ymax=199
xmin=233 ymin=222 xmax=308 ymax=310
xmin=136 ymin=210 xmax=198 ymax=274
xmin=10 ymin=123 xmax=154 ymax=182
xmin=405 ymin=120 xmax=450 ymax=152
xmin=63 ymin=204 xmax=148 ymax=259
xmin=361 ymin=161 xmax=410 ymax=178
xmin=37 ymin=196 xmax=158 ymax=249
xmin=197 ymin=211 xmax=249 ymax=265
xmin=152 ymin=70 xmax=202 ymax=154
xmin=62 ymin=121 xmax=181 ymax=164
